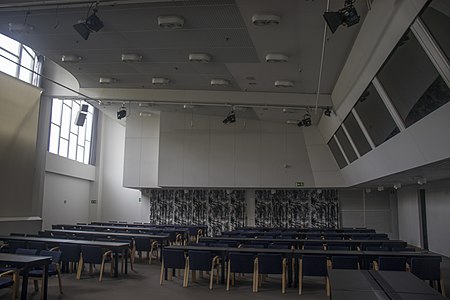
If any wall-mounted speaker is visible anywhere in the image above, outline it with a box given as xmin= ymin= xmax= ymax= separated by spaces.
xmin=74 ymin=111 xmax=87 ymax=126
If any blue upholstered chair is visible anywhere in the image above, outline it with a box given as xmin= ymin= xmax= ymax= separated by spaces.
xmin=29 ymin=250 xmax=63 ymax=299
xmin=331 ymin=256 xmax=359 ymax=269
xmin=59 ymin=244 xmax=80 ymax=273
xmin=365 ymin=246 xmax=390 ymax=251
xmin=159 ymin=249 xmax=187 ymax=286
xmin=299 ymin=255 xmax=329 ymax=296
xmin=226 ymin=252 xmax=256 ymax=291
xmin=382 ymin=242 xmax=405 ymax=251
xmin=411 ymin=257 xmax=445 ymax=296
xmin=327 ymin=245 xmax=350 ymax=251
xmin=27 ymin=241 xmax=47 ymax=252
xmin=8 ymin=241 xmax=27 ymax=254
xmin=76 ymin=245 xmax=113 ymax=282
xmin=15 ymin=248 xmax=38 ymax=256
xmin=255 ymin=253 xmax=287 ymax=293
xmin=375 ymin=256 xmax=406 ymax=271
xmin=303 ymin=244 xmax=324 ymax=250
xmin=134 ymin=237 xmax=153 ymax=263
xmin=0 ymin=270 xmax=17 ymax=300
xmin=185 ymin=250 xmax=220 ymax=289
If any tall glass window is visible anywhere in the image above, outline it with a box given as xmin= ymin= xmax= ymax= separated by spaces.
xmin=420 ymin=0 xmax=450 ymax=62
xmin=354 ymin=84 xmax=399 ymax=146
xmin=343 ymin=113 xmax=371 ymax=156
xmin=328 ymin=137 xmax=347 ymax=169
xmin=377 ymin=30 xmax=450 ymax=127
xmin=49 ymin=98 xmax=95 ymax=165
xmin=335 ymin=127 xmax=357 ymax=163
xmin=0 ymin=33 xmax=40 ymax=86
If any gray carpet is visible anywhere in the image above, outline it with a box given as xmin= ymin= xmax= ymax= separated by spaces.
xmin=1 ymin=256 xmax=449 ymax=299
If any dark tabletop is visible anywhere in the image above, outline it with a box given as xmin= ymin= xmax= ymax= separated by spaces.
xmin=0 ymin=235 xmax=129 ymax=249
xmin=0 ymin=253 xmax=51 ymax=265
xmin=371 ymin=270 xmax=444 ymax=295
xmin=48 ymin=229 xmax=169 ymax=240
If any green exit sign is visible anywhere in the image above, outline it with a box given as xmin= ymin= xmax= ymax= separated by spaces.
xmin=296 ymin=182 xmax=304 ymax=187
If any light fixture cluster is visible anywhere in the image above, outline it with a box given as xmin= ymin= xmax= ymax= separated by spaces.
xmin=117 ymin=104 xmax=127 ymax=120
xmin=297 ymin=113 xmax=312 ymax=127
xmin=323 ymin=0 xmax=360 ymax=34
xmin=222 ymin=110 xmax=236 ymax=125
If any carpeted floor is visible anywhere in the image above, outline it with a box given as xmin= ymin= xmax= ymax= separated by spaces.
xmin=1 ymin=256 xmax=449 ymax=299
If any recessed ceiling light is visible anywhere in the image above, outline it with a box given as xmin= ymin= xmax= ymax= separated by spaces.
xmin=286 ymin=120 xmax=300 ymax=125
xmin=158 ymin=15 xmax=184 ymax=29
xmin=274 ymin=80 xmax=293 ymax=88
xmin=139 ymin=112 xmax=152 ymax=117
xmin=282 ymin=108 xmax=297 ymax=113
xmin=188 ymin=53 xmax=211 ymax=63
xmin=9 ymin=23 xmax=34 ymax=34
xmin=152 ymin=77 xmax=170 ymax=85
xmin=99 ymin=77 xmax=117 ymax=84
xmin=265 ymin=53 xmax=288 ymax=63
xmin=61 ymin=55 xmax=82 ymax=63
xmin=211 ymin=79 xmax=229 ymax=87
xmin=121 ymin=53 xmax=142 ymax=62
xmin=183 ymin=104 xmax=196 ymax=109
xmin=252 ymin=14 xmax=280 ymax=26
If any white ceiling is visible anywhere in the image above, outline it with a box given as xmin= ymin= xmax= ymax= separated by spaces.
xmin=0 ymin=0 xmax=368 ymax=123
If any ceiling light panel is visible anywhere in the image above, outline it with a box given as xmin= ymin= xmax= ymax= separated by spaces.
xmin=188 ymin=53 xmax=211 ymax=63
xmin=265 ymin=53 xmax=288 ymax=63
xmin=121 ymin=53 xmax=142 ymax=62
xmin=99 ymin=77 xmax=117 ymax=84
xmin=210 ymin=79 xmax=230 ymax=87
xmin=61 ymin=55 xmax=82 ymax=63
xmin=274 ymin=80 xmax=294 ymax=88
xmin=252 ymin=14 xmax=281 ymax=26
xmin=158 ymin=15 xmax=184 ymax=29
xmin=151 ymin=77 xmax=170 ymax=85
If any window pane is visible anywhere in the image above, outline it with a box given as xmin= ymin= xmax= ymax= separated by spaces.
xmin=343 ymin=113 xmax=371 ymax=156
xmin=421 ymin=0 xmax=450 ymax=62
xmin=78 ymin=122 xmax=86 ymax=145
xmin=84 ymin=141 xmax=91 ymax=164
xmin=49 ymin=124 xmax=60 ymax=154
xmin=63 ymin=99 xmax=72 ymax=107
xmin=354 ymin=84 xmax=399 ymax=146
xmin=0 ymin=48 xmax=18 ymax=77
xmin=70 ymin=102 xmax=80 ymax=134
xmin=60 ymin=104 xmax=71 ymax=139
xmin=51 ymin=98 xmax=63 ymax=125
xmin=59 ymin=138 xmax=68 ymax=157
xmin=18 ymin=48 xmax=33 ymax=83
xmin=328 ymin=137 xmax=347 ymax=169
xmin=335 ymin=127 xmax=357 ymax=163
xmin=68 ymin=133 xmax=77 ymax=160
xmin=77 ymin=146 xmax=84 ymax=163
xmin=0 ymin=34 xmax=20 ymax=55
xmin=377 ymin=30 xmax=450 ymax=127
xmin=85 ymin=113 xmax=92 ymax=141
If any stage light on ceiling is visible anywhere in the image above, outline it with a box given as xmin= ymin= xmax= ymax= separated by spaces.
xmin=300 ymin=113 xmax=312 ymax=127
xmin=417 ymin=177 xmax=427 ymax=185
xmin=393 ymin=183 xmax=402 ymax=190
xmin=377 ymin=186 xmax=384 ymax=192
xmin=324 ymin=107 xmax=332 ymax=116
xmin=223 ymin=110 xmax=236 ymax=125
xmin=61 ymin=55 xmax=82 ymax=63
xmin=73 ymin=7 xmax=104 ymax=40
xmin=117 ymin=104 xmax=127 ymax=120
xmin=323 ymin=0 xmax=360 ymax=34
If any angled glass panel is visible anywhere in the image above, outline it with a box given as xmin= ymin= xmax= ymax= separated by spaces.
xmin=51 ymin=98 xmax=63 ymax=125
xmin=378 ymin=30 xmax=450 ymax=128
xmin=343 ymin=113 xmax=371 ymax=156
xmin=336 ymin=127 xmax=357 ymax=163
xmin=328 ymin=137 xmax=347 ymax=169
xmin=49 ymin=124 xmax=60 ymax=154
xmin=60 ymin=104 xmax=71 ymax=139
xmin=59 ymin=138 xmax=68 ymax=158
xmin=354 ymin=84 xmax=399 ymax=146
xmin=0 ymin=34 xmax=20 ymax=55
xmin=420 ymin=0 xmax=450 ymax=62
xmin=0 ymin=48 xmax=18 ymax=77
xmin=68 ymin=133 xmax=77 ymax=160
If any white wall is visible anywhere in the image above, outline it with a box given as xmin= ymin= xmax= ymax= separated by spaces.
xmin=424 ymin=180 xmax=450 ymax=257
xmin=157 ymin=112 xmax=315 ymax=188
xmin=397 ymin=187 xmax=422 ymax=247
xmin=97 ymin=113 xmax=148 ymax=223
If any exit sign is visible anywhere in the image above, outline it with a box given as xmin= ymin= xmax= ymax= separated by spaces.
xmin=296 ymin=182 xmax=304 ymax=187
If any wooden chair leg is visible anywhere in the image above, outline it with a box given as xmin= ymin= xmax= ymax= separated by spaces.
xmin=440 ymin=279 xmax=446 ymax=297
xmin=76 ymin=255 xmax=83 ymax=280
xmin=159 ymin=261 xmax=164 ymax=285
xmin=326 ymin=277 xmax=330 ymax=296
xmin=209 ymin=264 xmax=215 ymax=290
xmin=57 ymin=267 xmax=63 ymax=294
xmin=299 ymin=259 xmax=303 ymax=295
xmin=282 ymin=259 xmax=286 ymax=294
xmin=226 ymin=260 xmax=231 ymax=291
xmin=253 ymin=259 xmax=258 ymax=292
xmin=191 ymin=270 xmax=196 ymax=283
xmin=99 ymin=258 xmax=105 ymax=282
xmin=184 ymin=259 xmax=189 ymax=288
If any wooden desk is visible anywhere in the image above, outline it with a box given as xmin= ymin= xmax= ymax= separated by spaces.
xmin=0 ymin=253 xmax=51 ymax=300
xmin=47 ymin=229 xmax=170 ymax=244
xmin=0 ymin=236 xmax=129 ymax=277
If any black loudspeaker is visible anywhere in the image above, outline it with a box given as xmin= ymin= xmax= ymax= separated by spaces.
xmin=75 ymin=111 xmax=87 ymax=126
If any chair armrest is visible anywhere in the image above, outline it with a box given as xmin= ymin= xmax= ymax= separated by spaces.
xmin=0 ymin=270 xmax=16 ymax=277
xmin=103 ymin=250 xmax=113 ymax=257
xmin=49 ymin=247 xmax=60 ymax=251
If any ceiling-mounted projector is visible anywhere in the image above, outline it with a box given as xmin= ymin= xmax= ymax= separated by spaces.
xmin=152 ymin=77 xmax=170 ymax=85
xmin=188 ymin=53 xmax=211 ymax=63
xmin=274 ymin=80 xmax=293 ymax=88
xmin=265 ymin=53 xmax=288 ymax=63
xmin=211 ymin=79 xmax=230 ymax=87
xmin=252 ymin=14 xmax=280 ymax=26
xmin=158 ymin=15 xmax=184 ymax=29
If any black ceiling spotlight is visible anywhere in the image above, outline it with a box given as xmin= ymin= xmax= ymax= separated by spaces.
xmin=223 ymin=110 xmax=236 ymax=124
xmin=73 ymin=4 xmax=104 ymax=40
xmin=324 ymin=106 xmax=332 ymax=117
xmin=117 ymin=104 xmax=127 ymax=120
xmin=323 ymin=0 xmax=360 ymax=34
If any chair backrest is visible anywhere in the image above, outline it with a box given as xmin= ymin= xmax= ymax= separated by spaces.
xmin=327 ymin=245 xmax=350 ymax=251
xmin=324 ymin=235 xmax=342 ymax=240
xmin=268 ymin=243 xmax=291 ymax=249
xmin=59 ymin=244 xmax=80 ymax=262
xmin=332 ymin=256 xmax=359 ymax=270
xmin=303 ymin=245 xmax=324 ymax=250
xmin=378 ymin=256 xmax=406 ymax=271
xmin=40 ymin=250 xmax=62 ymax=264
xmin=228 ymin=252 xmax=255 ymax=273
xmin=392 ymin=247 xmax=415 ymax=252
xmin=28 ymin=241 xmax=47 ymax=252
xmin=366 ymin=246 xmax=390 ymax=251
xmin=134 ymin=237 xmax=152 ymax=251
xmin=301 ymin=255 xmax=327 ymax=277
xmin=360 ymin=242 xmax=381 ymax=250
xmin=382 ymin=242 xmax=405 ymax=250
xmin=240 ymin=244 xmax=265 ymax=249
xmin=411 ymin=257 xmax=441 ymax=280
xmin=191 ymin=242 xmax=208 ymax=246
xmin=257 ymin=253 xmax=283 ymax=274
xmin=304 ymin=241 xmax=324 ymax=247
xmin=187 ymin=250 xmax=213 ymax=271
xmin=8 ymin=240 xmax=27 ymax=253
xmin=162 ymin=249 xmax=186 ymax=269
xmin=16 ymin=248 xmax=38 ymax=255
xmin=80 ymin=245 xmax=103 ymax=264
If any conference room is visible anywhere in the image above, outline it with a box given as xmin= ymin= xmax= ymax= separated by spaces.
xmin=0 ymin=0 xmax=449 ymax=299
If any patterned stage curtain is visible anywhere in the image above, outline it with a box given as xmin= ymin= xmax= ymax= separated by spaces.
xmin=148 ymin=189 xmax=246 ymax=236
xmin=255 ymin=189 xmax=339 ymax=228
